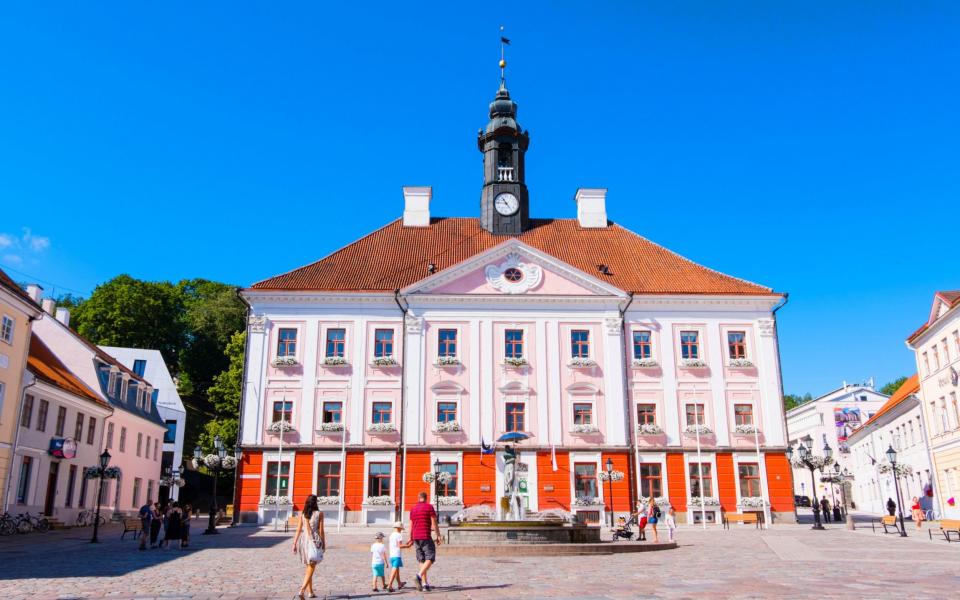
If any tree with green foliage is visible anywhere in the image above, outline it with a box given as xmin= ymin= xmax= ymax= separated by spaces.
xmin=71 ymin=275 xmax=186 ymax=367
xmin=177 ymin=279 xmax=246 ymax=398
xmin=783 ymin=393 xmax=813 ymax=411
xmin=198 ymin=330 xmax=245 ymax=453
xmin=880 ymin=376 xmax=909 ymax=396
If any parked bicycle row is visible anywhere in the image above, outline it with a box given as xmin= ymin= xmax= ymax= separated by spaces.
xmin=0 ymin=512 xmax=50 ymax=535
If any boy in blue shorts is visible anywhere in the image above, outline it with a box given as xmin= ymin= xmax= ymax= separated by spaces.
xmin=370 ymin=532 xmax=388 ymax=592
xmin=386 ymin=520 xmax=410 ymax=592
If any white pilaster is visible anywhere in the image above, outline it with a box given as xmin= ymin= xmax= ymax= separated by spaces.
xmin=243 ymin=313 xmax=268 ymax=446
xmin=351 ymin=318 xmax=366 ymax=444
xmin=469 ymin=318 xmax=481 ymax=444
xmin=707 ymin=323 xmax=730 ymax=445
xmin=756 ymin=318 xmax=785 ymax=446
xmin=603 ymin=316 xmax=626 ymax=445
xmin=657 ymin=318 xmax=681 ymax=445
xmin=546 ymin=320 xmax=563 ymax=444
xmin=300 ymin=319 xmax=319 ymax=436
xmin=535 ymin=319 xmax=549 ymax=442
xmin=480 ymin=319 xmax=494 ymax=444
xmin=403 ymin=314 xmax=425 ymax=445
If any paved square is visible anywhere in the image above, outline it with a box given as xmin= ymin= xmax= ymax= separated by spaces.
xmin=1 ymin=520 xmax=957 ymax=599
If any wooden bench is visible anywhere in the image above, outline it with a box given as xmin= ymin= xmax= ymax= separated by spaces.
xmin=932 ymin=519 xmax=960 ymax=543
xmin=871 ymin=515 xmax=900 ymax=534
xmin=121 ymin=518 xmax=142 ymax=540
xmin=722 ymin=512 xmax=761 ymax=529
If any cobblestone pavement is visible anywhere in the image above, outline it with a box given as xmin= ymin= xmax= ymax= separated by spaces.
xmin=1 ymin=518 xmax=958 ymax=600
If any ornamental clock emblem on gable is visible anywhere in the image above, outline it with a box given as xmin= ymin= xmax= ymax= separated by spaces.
xmin=484 ymin=253 xmax=542 ymax=294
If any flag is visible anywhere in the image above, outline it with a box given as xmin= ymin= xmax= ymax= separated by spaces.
xmin=551 ymin=445 xmax=558 ymax=472
xmin=501 ymin=36 xmax=511 ymax=45
xmin=481 ymin=439 xmax=494 ymax=455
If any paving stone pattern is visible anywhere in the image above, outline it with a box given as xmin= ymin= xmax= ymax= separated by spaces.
xmin=0 ymin=519 xmax=958 ymax=600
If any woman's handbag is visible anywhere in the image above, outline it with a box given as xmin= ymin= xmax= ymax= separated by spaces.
xmin=306 ymin=532 xmax=324 ymax=563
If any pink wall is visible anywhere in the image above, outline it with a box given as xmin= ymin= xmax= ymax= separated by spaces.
xmin=434 ymin=266 xmax=598 ymax=295
xmin=423 ymin=321 xmax=471 ymax=446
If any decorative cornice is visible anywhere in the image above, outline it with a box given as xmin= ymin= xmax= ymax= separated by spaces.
xmin=248 ymin=314 xmax=267 ymax=333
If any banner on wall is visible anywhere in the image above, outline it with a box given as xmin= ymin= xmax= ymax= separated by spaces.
xmin=834 ymin=407 xmax=862 ymax=450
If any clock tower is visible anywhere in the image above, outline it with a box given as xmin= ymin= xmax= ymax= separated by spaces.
xmin=479 ymin=78 xmax=530 ymax=235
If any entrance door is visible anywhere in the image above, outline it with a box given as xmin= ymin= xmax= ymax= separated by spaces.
xmin=44 ymin=462 xmax=60 ymax=516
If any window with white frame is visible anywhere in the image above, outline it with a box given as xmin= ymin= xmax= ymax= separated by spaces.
xmin=689 ymin=462 xmax=713 ymax=497
xmin=572 ymin=402 xmax=593 ymax=425
xmin=738 ymin=463 xmax=761 ymax=498
xmin=437 ymin=401 xmax=457 ymax=423
xmin=632 ymin=330 xmax=652 ymax=359
xmin=727 ymin=331 xmax=747 ymax=359
xmin=680 ymin=331 xmax=700 ymax=359
xmin=277 ymin=328 xmax=297 ymax=358
xmin=1 ymin=315 xmax=13 ymax=344
xmin=571 ymin=330 xmax=590 ymax=358
xmin=438 ymin=329 xmax=457 ymax=358
xmin=373 ymin=329 xmax=394 ymax=358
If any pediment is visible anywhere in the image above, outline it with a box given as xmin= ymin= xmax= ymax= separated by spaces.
xmin=402 ymin=240 xmax=627 ymax=298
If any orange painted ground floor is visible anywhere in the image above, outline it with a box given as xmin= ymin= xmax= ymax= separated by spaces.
xmin=234 ymin=447 xmax=796 ymax=525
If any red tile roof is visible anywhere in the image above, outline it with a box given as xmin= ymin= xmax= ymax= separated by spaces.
xmin=855 ymin=374 xmax=920 ymax=432
xmin=907 ymin=290 xmax=960 ymax=343
xmin=250 ymin=218 xmax=781 ymax=296
xmin=27 ymin=336 xmax=110 ymax=408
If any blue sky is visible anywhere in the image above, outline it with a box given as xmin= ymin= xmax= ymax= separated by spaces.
xmin=1 ymin=2 xmax=958 ymax=395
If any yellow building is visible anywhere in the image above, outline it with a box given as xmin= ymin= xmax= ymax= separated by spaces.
xmin=907 ymin=291 xmax=960 ymax=519
xmin=0 ymin=269 xmax=42 ymax=511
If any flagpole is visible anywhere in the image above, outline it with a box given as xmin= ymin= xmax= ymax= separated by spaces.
xmin=337 ymin=392 xmax=347 ymax=533
xmin=693 ymin=384 xmax=706 ymax=530
xmin=274 ymin=388 xmax=286 ymax=532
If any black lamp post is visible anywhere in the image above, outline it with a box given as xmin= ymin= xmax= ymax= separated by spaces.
xmin=886 ymin=445 xmax=908 ymax=537
xmin=433 ymin=458 xmax=442 ymax=510
xmin=787 ymin=435 xmax=829 ymax=530
xmin=90 ymin=449 xmax=111 ymax=544
xmin=199 ymin=435 xmax=228 ymax=535
xmin=605 ymin=458 xmax=615 ymax=528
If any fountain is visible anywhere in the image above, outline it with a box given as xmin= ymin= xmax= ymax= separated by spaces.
xmin=442 ymin=436 xmax=676 ymax=555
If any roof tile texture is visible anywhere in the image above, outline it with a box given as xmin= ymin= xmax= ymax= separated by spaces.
xmin=251 ymin=218 xmax=778 ymax=296
xmin=27 ymin=336 xmax=109 ymax=408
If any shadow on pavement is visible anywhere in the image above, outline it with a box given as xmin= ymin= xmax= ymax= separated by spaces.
xmin=0 ymin=523 xmax=286 ymax=580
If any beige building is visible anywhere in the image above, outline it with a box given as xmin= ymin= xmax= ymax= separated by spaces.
xmin=907 ymin=290 xmax=960 ymax=519
xmin=0 ymin=270 xmax=42 ymax=510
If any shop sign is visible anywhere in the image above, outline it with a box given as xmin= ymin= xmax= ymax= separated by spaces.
xmin=49 ymin=437 xmax=78 ymax=459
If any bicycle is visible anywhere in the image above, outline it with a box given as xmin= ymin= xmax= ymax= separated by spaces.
xmin=0 ymin=512 xmax=17 ymax=536
xmin=22 ymin=512 xmax=50 ymax=533
xmin=76 ymin=509 xmax=105 ymax=527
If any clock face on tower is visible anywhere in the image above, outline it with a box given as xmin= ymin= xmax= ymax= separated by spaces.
xmin=494 ymin=192 xmax=520 ymax=216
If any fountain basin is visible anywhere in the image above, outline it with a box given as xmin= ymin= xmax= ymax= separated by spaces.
xmin=447 ymin=521 xmax=600 ymax=545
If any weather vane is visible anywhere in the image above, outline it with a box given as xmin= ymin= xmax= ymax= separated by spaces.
xmin=499 ymin=25 xmax=511 ymax=82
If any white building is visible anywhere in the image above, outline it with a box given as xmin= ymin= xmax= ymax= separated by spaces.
xmin=100 ymin=347 xmax=186 ymax=501
xmin=786 ymin=382 xmax=888 ymax=504
xmin=846 ymin=375 xmax=936 ymax=515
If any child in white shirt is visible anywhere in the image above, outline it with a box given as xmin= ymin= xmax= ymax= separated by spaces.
xmin=386 ymin=520 xmax=410 ymax=592
xmin=665 ymin=507 xmax=677 ymax=542
xmin=370 ymin=532 xmax=388 ymax=592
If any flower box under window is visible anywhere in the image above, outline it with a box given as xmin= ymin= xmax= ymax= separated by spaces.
xmin=273 ymin=357 xmax=299 ymax=367
xmin=433 ymin=420 xmax=462 ymax=434
xmin=323 ymin=356 xmax=349 ymax=366
xmin=435 ymin=356 xmax=461 ymax=367
xmin=317 ymin=422 xmax=344 ymax=433
xmin=683 ymin=424 xmax=713 ymax=435
xmin=367 ymin=423 xmax=397 ymax=433
xmin=371 ymin=356 xmax=398 ymax=367
xmin=637 ymin=423 xmax=664 ymax=435
xmin=632 ymin=358 xmax=659 ymax=368
xmin=733 ymin=424 xmax=759 ymax=434
xmin=437 ymin=496 xmax=463 ymax=507
xmin=261 ymin=495 xmax=292 ymax=506
xmin=572 ymin=496 xmax=602 ymax=507
xmin=687 ymin=496 xmax=721 ymax=507
xmin=567 ymin=357 xmax=596 ymax=368
xmin=504 ymin=357 xmax=528 ymax=367
xmin=267 ymin=421 xmax=295 ymax=433
xmin=569 ymin=424 xmax=599 ymax=434
xmin=680 ymin=359 xmax=709 ymax=369
xmin=316 ymin=496 xmax=341 ymax=505
xmin=738 ymin=497 xmax=768 ymax=508
xmin=728 ymin=358 xmax=755 ymax=368
xmin=363 ymin=495 xmax=394 ymax=506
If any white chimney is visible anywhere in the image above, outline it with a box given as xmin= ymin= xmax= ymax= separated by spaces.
xmin=55 ymin=307 xmax=70 ymax=327
xmin=42 ymin=298 xmax=55 ymax=315
xmin=402 ymin=186 xmax=432 ymax=227
xmin=26 ymin=284 xmax=43 ymax=302
xmin=575 ymin=188 xmax=608 ymax=228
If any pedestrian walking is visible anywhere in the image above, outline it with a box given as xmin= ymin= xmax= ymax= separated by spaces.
xmin=149 ymin=502 xmax=163 ymax=548
xmin=911 ymin=496 xmax=924 ymax=530
xmin=820 ymin=497 xmax=831 ymax=522
xmin=409 ymin=491 xmax=442 ymax=591
xmin=386 ymin=520 xmax=409 ymax=592
xmin=665 ymin=507 xmax=677 ymax=542
xmin=646 ymin=501 xmax=660 ymax=543
xmin=163 ymin=502 xmax=183 ymax=549
xmin=137 ymin=498 xmax=153 ymax=550
xmin=886 ymin=497 xmax=896 ymax=516
xmin=181 ymin=503 xmax=192 ymax=548
xmin=292 ymin=494 xmax=324 ymax=600
xmin=370 ymin=532 xmax=388 ymax=593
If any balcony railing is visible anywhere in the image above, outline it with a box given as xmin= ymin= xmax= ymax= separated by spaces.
xmin=497 ymin=166 xmax=514 ymax=182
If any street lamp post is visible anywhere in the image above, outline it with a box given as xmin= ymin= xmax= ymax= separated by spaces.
xmin=90 ymin=449 xmax=111 ymax=544
xmin=605 ymin=458 xmax=615 ymax=528
xmin=432 ymin=458 xmax=442 ymax=510
xmin=787 ymin=435 xmax=832 ymax=530
xmin=886 ymin=445 xmax=908 ymax=537
xmin=198 ymin=435 xmax=229 ymax=535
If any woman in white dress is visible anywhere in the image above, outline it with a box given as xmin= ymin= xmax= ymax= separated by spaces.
xmin=292 ymin=494 xmax=325 ymax=599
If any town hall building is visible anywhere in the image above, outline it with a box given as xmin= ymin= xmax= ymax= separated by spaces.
xmin=234 ymin=73 xmax=795 ymax=526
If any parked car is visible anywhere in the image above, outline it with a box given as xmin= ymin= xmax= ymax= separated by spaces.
xmin=794 ymin=495 xmax=811 ymax=507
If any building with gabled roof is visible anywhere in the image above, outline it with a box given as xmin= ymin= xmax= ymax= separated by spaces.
xmin=235 ymin=69 xmax=794 ymax=527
